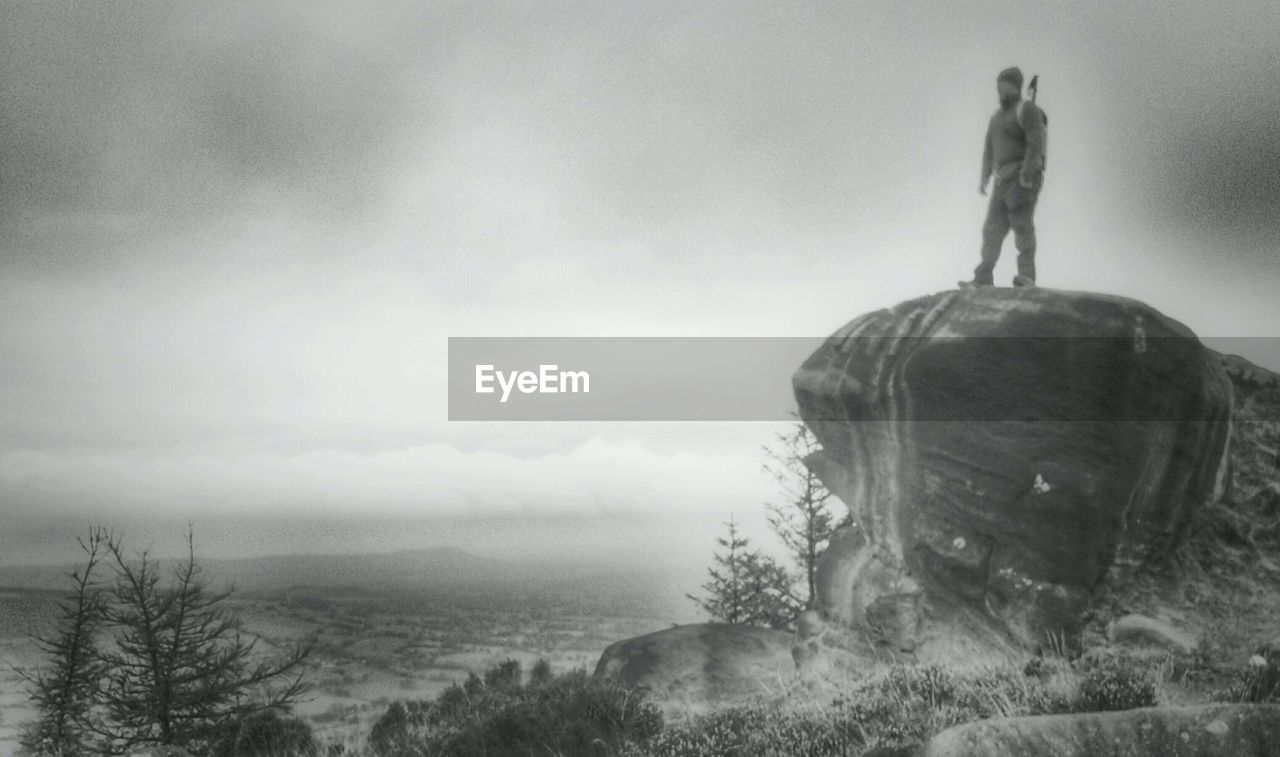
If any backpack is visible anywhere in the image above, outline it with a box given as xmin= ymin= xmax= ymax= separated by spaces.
xmin=1017 ymin=74 xmax=1048 ymax=170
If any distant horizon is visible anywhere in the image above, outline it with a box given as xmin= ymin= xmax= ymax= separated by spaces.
xmin=0 ymin=508 xmax=764 ymax=573
xmin=0 ymin=538 xmax=708 ymax=572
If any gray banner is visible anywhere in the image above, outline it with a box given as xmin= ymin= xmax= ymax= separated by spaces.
xmin=449 ymin=337 xmax=820 ymax=421
xmin=447 ymin=336 xmax=1277 ymax=421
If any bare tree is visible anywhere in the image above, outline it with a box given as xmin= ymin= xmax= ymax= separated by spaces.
xmin=763 ymin=421 xmax=839 ymax=610
xmin=19 ymin=529 xmax=111 ymax=756
xmin=95 ymin=527 xmax=312 ymax=754
xmin=20 ymin=526 xmax=314 ymax=756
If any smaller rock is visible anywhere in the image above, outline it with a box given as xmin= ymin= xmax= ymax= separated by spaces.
xmin=1107 ymin=614 xmax=1198 ymax=655
xmin=594 ymin=623 xmax=797 ymax=713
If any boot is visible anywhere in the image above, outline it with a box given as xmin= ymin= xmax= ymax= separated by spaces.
xmin=1012 ymin=275 xmax=1036 ymax=288
xmin=958 ymin=279 xmax=992 ymax=289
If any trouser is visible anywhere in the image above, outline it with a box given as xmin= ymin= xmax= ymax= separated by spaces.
xmin=974 ymin=173 xmax=1041 ymax=285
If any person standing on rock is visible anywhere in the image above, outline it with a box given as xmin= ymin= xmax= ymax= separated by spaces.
xmin=960 ymin=66 xmax=1046 ymax=289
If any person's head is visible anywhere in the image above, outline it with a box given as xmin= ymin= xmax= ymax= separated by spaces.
xmin=997 ymin=66 xmax=1023 ymax=107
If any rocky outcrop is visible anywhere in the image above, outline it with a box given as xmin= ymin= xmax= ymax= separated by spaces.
xmin=794 ymin=287 xmax=1234 ymax=653
xmin=923 ymin=704 xmax=1280 ymax=757
xmin=593 ymin=623 xmax=796 ymax=713
xmin=1221 ymin=353 xmax=1280 ymax=393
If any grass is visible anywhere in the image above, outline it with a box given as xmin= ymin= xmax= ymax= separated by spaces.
xmin=326 ymin=653 xmax=1170 ymax=757
xmin=617 ymin=655 xmax=1143 ymax=757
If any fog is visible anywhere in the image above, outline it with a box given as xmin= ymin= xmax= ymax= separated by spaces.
xmin=3 ymin=1 xmax=1278 ymax=562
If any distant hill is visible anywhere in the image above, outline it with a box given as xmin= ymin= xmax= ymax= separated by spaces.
xmin=0 ymin=546 xmax=567 ymax=592
xmin=205 ymin=546 xmax=540 ymax=592
xmin=0 ymin=547 xmax=706 ymax=621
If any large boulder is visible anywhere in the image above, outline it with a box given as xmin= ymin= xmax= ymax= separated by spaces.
xmin=794 ymin=287 xmax=1233 ymax=653
xmin=593 ymin=623 xmax=796 ymax=713
xmin=923 ymin=704 xmax=1280 ymax=757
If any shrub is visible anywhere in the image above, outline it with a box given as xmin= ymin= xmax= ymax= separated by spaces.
xmin=618 ymin=705 xmax=859 ymax=757
xmin=483 ymin=659 xmax=523 ymax=692
xmin=1208 ymin=652 xmax=1280 ymax=704
xmin=1242 ymin=657 xmax=1280 ymax=703
xmin=368 ymin=701 xmax=411 ymax=756
xmin=369 ymin=663 xmax=662 ymax=757
xmin=621 ymin=662 xmax=1073 ymax=757
xmin=462 ymin=671 xmax=483 ymax=696
xmin=210 ymin=709 xmax=318 ymax=757
xmin=1075 ymin=656 xmax=1157 ymax=711
xmin=529 ymin=658 xmax=553 ymax=688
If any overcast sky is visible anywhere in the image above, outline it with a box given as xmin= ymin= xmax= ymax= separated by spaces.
xmin=2 ymin=1 xmax=1278 ymax=564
